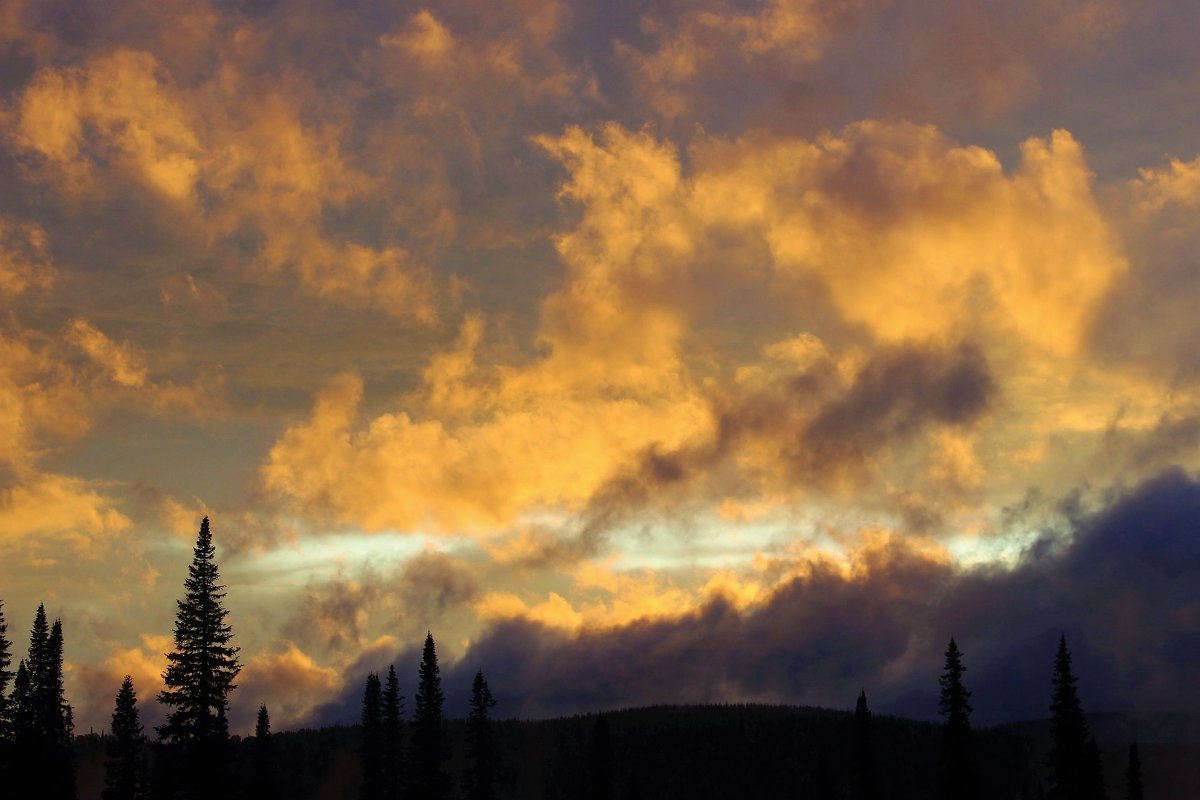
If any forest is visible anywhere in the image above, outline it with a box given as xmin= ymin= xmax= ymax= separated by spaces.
xmin=1 ymin=519 xmax=1193 ymax=800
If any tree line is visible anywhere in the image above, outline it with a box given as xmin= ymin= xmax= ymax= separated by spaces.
xmin=0 ymin=518 xmax=1156 ymax=799
xmin=845 ymin=635 xmax=1145 ymax=800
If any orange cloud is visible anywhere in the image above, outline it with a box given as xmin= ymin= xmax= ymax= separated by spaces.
xmin=239 ymin=643 xmax=341 ymax=729
xmin=0 ymin=472 xmax=131 ymax=555
xmin=0 ymin=219 xmax=55 ymax=297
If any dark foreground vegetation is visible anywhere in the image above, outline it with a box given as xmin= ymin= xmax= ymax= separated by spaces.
xmin=64 ymin=706 xmax=1200 ymax=800
xmin=3 ymin=519 xmax=1196 ymax=799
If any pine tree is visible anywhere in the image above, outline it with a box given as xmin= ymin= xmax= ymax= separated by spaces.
xmin=360 ymin=673 xmax=385 ymax=800
xmin=156 ymin=516 xmax=241 ymax=798
xmin=382 ymin=664 xmax=404 ymax=798
xmin=589 ymin=713 xmax=612 ymax=800
xmin=13 ymin=606 xmax=75 ymax=799
xmin=251 ymin=703 xmax=276 ymax=800
xmin=853 ymin=689 xmax=874 ymax=800
xmin=1124 ymin=742 xmax=1143 ymax=800
xmin=463 ymin=670 xmax=498 ymax=800
xmin=938 ymin=636 xmax=974 ymax=800
xmin=103 ymin=676 xmax=147 ymax=800
xmin=1047 ymin=634 xmax=1100 ymax=800
xmin=0 ymin=600 xmax=12 ymax=740
xmin=11 ymin=661 xmax=32 ymax=742
xmin=0 ymin=600 xmax=12 ymax=780
xmin=412 ymin=632 xmax=449 ymax=800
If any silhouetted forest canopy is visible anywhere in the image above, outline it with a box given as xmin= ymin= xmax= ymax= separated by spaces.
xmin=2 ymin=520 xmax=1198 ymax=798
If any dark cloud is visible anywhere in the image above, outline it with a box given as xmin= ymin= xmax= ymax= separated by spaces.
xmin=283 ymin=551 xmax=480 ymax=653
xmin=792 ymin=340 xmax=994 ymax=481
xmin=525 ymin=341 xmax=995 ymax=566
xmin=308 ymin=469 xmax=1200 ymax=728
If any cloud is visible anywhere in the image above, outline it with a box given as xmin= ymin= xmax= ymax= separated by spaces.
xmin=11 ymin=49 xmax=200 ymax=200
xmin=282 ymin=551 xmax=481 ymax=660
xmin=63 ymin=318 xmax=229 ymax=418
xmin=0 ymin=472 xmax=131 ymax=555
xmin=0 ymin=219 xmax=55 ymax=297
xmin=620 ymin=0 xmax=878 ymax=119
xmin=300 ymin=469 xmax=1200 ymax=726
xmin=264 ymin=119 xmax=1128 ymax=544
xmin=0 ymin=328 xmax=90 ymax=471
xmin=8 ymin=44 xmax=439 ymax=320
xmin=69 ymin=633 xmax=172 ymax=736
xmin=235 ymin=643 xmax=341 ymax=732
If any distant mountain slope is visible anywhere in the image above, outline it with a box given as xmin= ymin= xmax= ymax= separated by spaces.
xmin=72 ymin=705 xmax=1200 ymax=799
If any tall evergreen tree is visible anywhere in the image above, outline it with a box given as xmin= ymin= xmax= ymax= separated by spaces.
xmin=45 ymin=618 xmax=76 ymax=799
xmin=103 ymin=676 xmax=147 ymax=800
xmin=11 ymin=661 xmax=32 ymax=743
xmin=13 ymin=606 xmax=76 ymax=799
xmin=0 ymin=600 xmax=12 ymax=740
xmin=1046 ymin=634 xmax=1103 ymax=800
xmin=0 ymin=600 xmax=11 ymax=780
xmin=853 ymin=689 xmax=874 ymax=800
xmin=1124 ymin=742 xmax=1143 ymax=800
xmin=589 ymin=713 xmax=612 ymax=800
xmin=251 ymin=703 xmax=276 ymax=800
xmin=411 ymin=632 xmax=449 ymax=800
xmin=463 ymin=670 xmax=498 ymax=800
xmin=938 ymin=637 xmax=974 ymax=800
xmin=156 ymin=516 xmax=241 ymax=798
xmin=382 ymin=664 xmax=404 ymax=798
xmin=360 ymin=673 xmax=385 ymax=800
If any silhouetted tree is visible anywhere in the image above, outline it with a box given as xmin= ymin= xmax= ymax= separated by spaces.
xmin=1085 ymin=736 xmax=1108 ymax=800
xmin=1124 ymin=742 xmax=1143 ymax=800
xmin=1046 ymin=634 xmax=1103 ymax=800
xmin=938 ymin=636 xmax=974 ymax=800
xmin=361 ymin=673 xmax=385 ymax=800
xmin=103 ymin=676 xmax=148 ymax=800
xmin=11 ymin=661 xmax=32 ymax=741
xmin=14 ymin=606 xmax=75 ymax=799
xmin=463 ymin=670 xmax=498 ymax=800
xmin=156 ymin=516 xmax=241 ymax=798
xmin=0 ymin=600 xmax=12 ymax=740
xmin=853 ymin=689 xmax=874 ymax=800
xmin=9 ymin=659 xmax=32 ymax=790
xmin=411 ymin=633 xmax=449 ymax=800
xmin=0 ymin=600 xmax=11 ymax=781
xmin=250 ymin=703 xmax=276 ymax=800
xmin=382 ymin=664 xmax=404 ymax=798
xmin=589 ymin=713 xmax=612 ymax=800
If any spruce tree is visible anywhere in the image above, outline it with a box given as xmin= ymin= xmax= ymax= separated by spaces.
xmin=0 ymin=600 xmax=12 ymax=739
xmin=0 ymin=600 xmax=11 ymax=780
xmin=156 ymin=516 xmax=241 ymax=798
xmin=103 ymin=676 xmax=147 ymax=800
xmin=251 ymin=703 xmax=276 ymax=800
xmin=412 ymin=632 xmax=449 ymax=800
xmin=14 ymin=606 xmax=76 ymax=799
xmin=938 ymin=637 xmax=974 ymax=800
xmin=1047 ymin=634 xmax=1100 ymax=800
xmin=360 ymin=673 xmax=385 ymax=800
xmin=1124 ymin=742 xmax=1143 ymax=800
xmin=463 ymin=670 xmax=498 ymax=800
xmin=382 ymin=664 xmax=404 ymax=798
xmin=11 ymin=661 xmax=32 ymax=743
xmin=853 ymin=689 xmax=874 ymax=800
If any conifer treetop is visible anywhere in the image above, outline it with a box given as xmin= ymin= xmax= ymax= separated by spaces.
xmin=157 ymin=516 xmax=241 ymax=746
xmin=939 ymin=636 xmax=973 ymax=728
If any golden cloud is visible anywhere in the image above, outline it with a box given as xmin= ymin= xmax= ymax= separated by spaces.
xmin=0 ymin=219 xmax=55 ymax=297
xmin=240 ymin=643 xmax=341 ymax=729
xmin=0 ymin=472 xmax=131 ymax=555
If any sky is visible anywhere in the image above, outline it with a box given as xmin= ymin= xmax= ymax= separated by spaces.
xmin=1 ymin=0 xmax=1199 ymax=736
